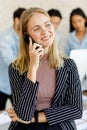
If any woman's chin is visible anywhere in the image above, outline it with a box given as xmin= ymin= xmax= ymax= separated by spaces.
xmin=43 ymin=42 xmax=52 ymax=48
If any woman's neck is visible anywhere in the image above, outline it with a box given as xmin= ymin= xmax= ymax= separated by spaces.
xmin=76 ymin=28 xmax=86 ymax=41
xmin=44 ymin=47 xmax=49 ymax=54
xmin=13 ymin=24 xmax=20 ymax=36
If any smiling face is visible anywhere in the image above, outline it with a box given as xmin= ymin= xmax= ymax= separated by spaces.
xmin=71 ymin=15 xmax=86 ymax=32
xmin=27 ymin=13 xmax=55 ymax=48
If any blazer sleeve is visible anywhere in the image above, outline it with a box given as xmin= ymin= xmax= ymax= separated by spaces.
xmin=44 ymin=59 xmax=83 ymax=125
xmin=8 ymin=64 xmax=39 ymax=121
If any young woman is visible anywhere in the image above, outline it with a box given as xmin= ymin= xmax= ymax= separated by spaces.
xmin=7 ymin=7 xmax=82 ymax=130
xmin=65 ymin=8 xmax=87 ymax=56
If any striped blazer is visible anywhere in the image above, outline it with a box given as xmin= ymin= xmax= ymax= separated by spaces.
xmin=8 ymin=58 xmax=83 ymax=130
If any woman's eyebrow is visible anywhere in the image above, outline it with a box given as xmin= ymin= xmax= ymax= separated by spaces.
xmin=31 ymin=20 xmax=51 ymax=29
xmin=32 ymin=25 xmax=40 ymax=29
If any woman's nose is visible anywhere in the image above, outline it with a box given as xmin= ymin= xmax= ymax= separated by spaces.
xmin=41 ymin=27 xmax=48 ymax=35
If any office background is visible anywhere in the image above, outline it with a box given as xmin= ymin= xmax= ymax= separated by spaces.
xmin=0 ymin=2 xmax=87 ymax=130
xmin=0 ymin=0 xmax=87 ymax=49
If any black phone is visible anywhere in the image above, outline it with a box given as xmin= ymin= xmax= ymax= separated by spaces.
xmin=24 ymin=34 xmax=34 ymax=45
xmin=24 ymin=34 xmax=39 ymax=49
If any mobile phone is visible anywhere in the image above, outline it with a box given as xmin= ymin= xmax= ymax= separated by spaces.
xmin=24 ymin=34 xmax=39 ymax=49
xmin=24 ymin=34 xmax=34 ymax=45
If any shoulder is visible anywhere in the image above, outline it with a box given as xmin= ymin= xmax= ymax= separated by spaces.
xmin=63 ymin=58 xmax=80 ymax=83
xmin=66 ymin=31 xmax=75 ymax=41
xmin=63 ymin=58 xmax=78 ymax=71
xmin=8 ymin=63 xmax=20 ymax=76
xmin=0 ymin=27 xmax=12 ymax=37
xmin=8 ymin=63 xmax=26 ymax=77
xmin=0 ymin=27 xmax=14 ymax=43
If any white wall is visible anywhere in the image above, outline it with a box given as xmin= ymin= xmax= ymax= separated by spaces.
xmin=0 ymin=0 xmax=87 ymax=49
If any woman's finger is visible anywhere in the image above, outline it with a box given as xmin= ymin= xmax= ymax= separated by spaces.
xmin=11 ymin=116 xmax=18 ymax=122
xmin=29 ymin=37 xmax=33 ymax=49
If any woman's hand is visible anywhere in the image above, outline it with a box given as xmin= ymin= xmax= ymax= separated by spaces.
xmin=7 ymin=108 xmax=31 ymax=124
xmin=38 ymin=112 xmax=47 ymax=123
xmin=7 ymin=108 xmax=47 ymax=123
xmin=27 ymin=37 xmax=44 ymax=83
xmin=29 ymin=37 xmax=44 ymax=71
xmin=7 ymin=108 xmax=18 ymax=122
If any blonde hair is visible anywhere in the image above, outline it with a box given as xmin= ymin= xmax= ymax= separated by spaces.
xmin=13 ymin=7 xmax=64 ymax=74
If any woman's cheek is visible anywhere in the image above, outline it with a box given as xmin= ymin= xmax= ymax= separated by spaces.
xmin=34 ymin=35 xmax=40 ymax=42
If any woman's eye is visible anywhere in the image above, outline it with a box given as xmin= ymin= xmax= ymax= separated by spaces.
xmin=33 ymin=28 xmax=40 ymax=31
xmin=46 ymin=23 xmax=51 ymax=27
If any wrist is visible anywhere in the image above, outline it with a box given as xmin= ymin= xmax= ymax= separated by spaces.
xmin=38 ymin=112 xmax=47 ymax=123
xmin=29 ymin=65 xmax=38 ymax=72
xmin=27 ymin=67 xmax=37 ymax=83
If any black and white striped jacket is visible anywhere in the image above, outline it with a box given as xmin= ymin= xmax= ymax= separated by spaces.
xmin=8 ymin=58 xmax=83 ymax=130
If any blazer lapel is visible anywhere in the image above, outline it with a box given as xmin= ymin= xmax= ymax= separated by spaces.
xmin=52 ymin=66 xmax=68 ymax=106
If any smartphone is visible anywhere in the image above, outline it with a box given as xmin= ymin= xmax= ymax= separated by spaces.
xmin=24 ymin=34 xmax=39 ymax=49
xmin=24 ymin=34 xmax=34 ymax=45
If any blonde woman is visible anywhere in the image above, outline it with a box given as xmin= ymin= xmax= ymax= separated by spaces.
xmin=7 ymin=7 xmax=82 ymax=130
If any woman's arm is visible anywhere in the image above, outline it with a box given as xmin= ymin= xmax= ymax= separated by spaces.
xmin=8 ymin=64 xmax=39 ymax=122
xmin=43 ymin=59 xmax=83 ymax=125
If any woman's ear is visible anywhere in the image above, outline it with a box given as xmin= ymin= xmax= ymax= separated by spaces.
xmin=14 ymin=18 xmax=20 ymax=26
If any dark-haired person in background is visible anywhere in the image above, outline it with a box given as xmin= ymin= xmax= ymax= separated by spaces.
xmin=0 ymin=7 xmax=26 ymax=111
xmin=65 ymin=8 xmax=87 ymax=56
xmin=48 ymin=9 xmax=62 ymax=46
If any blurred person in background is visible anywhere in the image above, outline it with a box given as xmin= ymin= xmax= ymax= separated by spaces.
xmin=48 ymin=8 xmax=62 ymax=46
xmin=65 ymin=8 xmax=87 ymax=56
xmin=0 ymin=7 xmax=25 ymax=111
